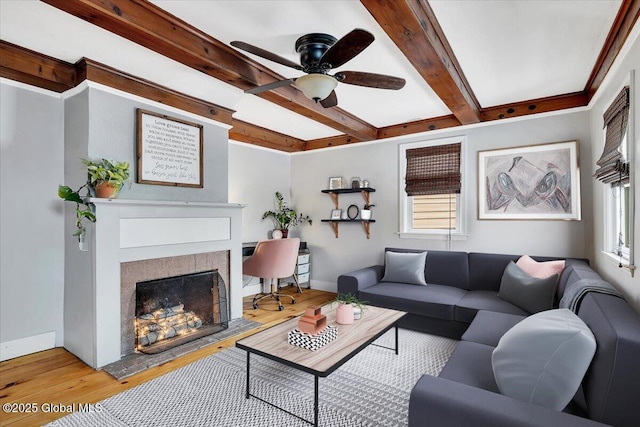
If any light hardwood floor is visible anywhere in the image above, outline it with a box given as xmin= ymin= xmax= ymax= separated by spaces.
xmin=0 ymin=288 xmax=336 ymax=427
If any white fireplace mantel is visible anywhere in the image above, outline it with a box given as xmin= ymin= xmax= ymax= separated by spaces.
xmin=64 ymin=198 xmax=245 ymax=369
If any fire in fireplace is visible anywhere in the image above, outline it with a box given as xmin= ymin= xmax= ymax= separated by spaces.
xmin=135 ymin=270 xmax=228 ymax=354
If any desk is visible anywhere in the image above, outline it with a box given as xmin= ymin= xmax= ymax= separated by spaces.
xmin=242 ymin=240 xmax=307 ymax=256
xmin=242 ymin=241 xmax=310 ymax=288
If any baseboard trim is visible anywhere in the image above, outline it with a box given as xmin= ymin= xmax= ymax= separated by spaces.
xmin=0 ymin=331 xmax=56 ymax=361
xmin=310 ymin=280 xmax=337 ymax=293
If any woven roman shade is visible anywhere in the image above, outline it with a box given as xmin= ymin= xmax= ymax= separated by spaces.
xmin=594 ymin=87 xmax=630 ymax=185
xmin=405 ymin=143 xmax=461 ymax=196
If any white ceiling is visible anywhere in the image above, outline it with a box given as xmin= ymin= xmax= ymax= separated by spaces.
xmin=0 ymin=0 xmax=623 ymax=141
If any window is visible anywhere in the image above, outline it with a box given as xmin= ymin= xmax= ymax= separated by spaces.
xmin=399 ymin=136 xmax=466 ymax=240
xmin=597 ymin=85 xmax=633 ymax=265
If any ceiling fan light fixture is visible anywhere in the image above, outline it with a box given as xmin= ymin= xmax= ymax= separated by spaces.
xmin=294 ymin=74 xmax=337 ymax=102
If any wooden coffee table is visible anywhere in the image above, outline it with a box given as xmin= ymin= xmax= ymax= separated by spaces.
xmin=236 ymin=304 xmax=406 ymax=426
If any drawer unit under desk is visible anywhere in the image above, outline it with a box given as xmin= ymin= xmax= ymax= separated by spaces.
xmin=298 ymin=253 xmax=310 ymax=265
xmin=295 ymin=262 xmax=310 ymax=274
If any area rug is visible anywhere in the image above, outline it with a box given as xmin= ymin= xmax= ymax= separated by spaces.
xmin=103 ymin=318 xmax=262 ymax=380
xmin=48 ymin=329 xmax=457 ymax=427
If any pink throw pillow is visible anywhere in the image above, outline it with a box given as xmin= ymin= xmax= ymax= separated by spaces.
xmin=516 ymin=255 xmax=565 ymax=280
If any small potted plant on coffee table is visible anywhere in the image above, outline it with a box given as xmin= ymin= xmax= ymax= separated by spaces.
xmin=335 ymin=293 xmax=368 ymax=324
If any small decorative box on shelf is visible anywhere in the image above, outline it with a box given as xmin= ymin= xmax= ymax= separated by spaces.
xmin=288 ymin=325 xmax=338 ymax=351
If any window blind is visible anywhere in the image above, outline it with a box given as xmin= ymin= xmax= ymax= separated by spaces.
xmin=594 ymin=87 xmax=630 ymax=185
xmin=405 ymin=143 xmax=461 ymax=196
xmin=412 ymin=194 xmax=456 ymax=230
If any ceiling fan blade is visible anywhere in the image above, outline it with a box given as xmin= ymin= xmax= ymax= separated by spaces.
xmin=245 ymin=78 xmax=296 ymax=95
xmin=320 ymin=90 xmax=338 ymax=108
xmin=230 ymin=41 xmax=303 ymax=70
xmin=337 ymin=71 xmax=406 ymax=90
xmin=320 ymin=29 xmax=374 ymax=69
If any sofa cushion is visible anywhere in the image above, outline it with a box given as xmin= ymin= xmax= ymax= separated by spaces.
xmin=360 ymin=282 xmax=466 ymax=320
xmin=386 ymin=248 xmax=470 ymax=289
xmin=498 ymin=262 xmax=557 ymax=314
xmin=516 ymin=255 xmax=565 ymax=279
xmin=439 ymin=341 xmax=499 ymax=393
xmin=468 ymin=253 xmax=520 ymax=291
xmin=455 ymin=290 xmax=528 ymax=323
xmin=381 ymin=250 xmax=427 ymax=286
xmin=492 ymin=309 xmax=596 ymax=411
xmin=461 ymin=310 xmax=527 ymax=347
xmin=424 ymin=250 xmax=470 ymax=290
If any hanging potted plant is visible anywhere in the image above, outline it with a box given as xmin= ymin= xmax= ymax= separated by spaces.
xmin=262 ymin=191 xmax=312 ymax=238
xmin=57 ymin=183 xmax=96 ymax=240
xmin=83 ymin=158 xmax=130 ymax=198
xmin=361 ymin=203 xmax=376 ymax=220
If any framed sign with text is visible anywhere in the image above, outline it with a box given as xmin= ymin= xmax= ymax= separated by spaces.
xmin=136 ymin=109 xmax=204 ymax=187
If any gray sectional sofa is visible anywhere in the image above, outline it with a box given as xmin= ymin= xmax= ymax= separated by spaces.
xmin=336 ymin=248 xmax=640 ymax=427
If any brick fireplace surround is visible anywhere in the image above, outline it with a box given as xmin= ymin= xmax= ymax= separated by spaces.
xmin=63 ymin=199 xmax=245 ymax=369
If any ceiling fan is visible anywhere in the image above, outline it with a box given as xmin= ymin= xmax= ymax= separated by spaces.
xmin=230 ymin=29 xmax=406 ymax=108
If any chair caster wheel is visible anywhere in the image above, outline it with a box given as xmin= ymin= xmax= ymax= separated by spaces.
xmin=291 ymin=299 xmax=296 ymax=304
xmin=253 ymin=304 xmax=258 ymax=309
xmin=278 ymin=305 xmax=284 ymax=311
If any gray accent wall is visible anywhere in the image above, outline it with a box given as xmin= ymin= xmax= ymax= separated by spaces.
xmin=291 ymin=110 xmax=593 ymax=290
xmin=78 ymin=86 xmax=229 ymax=202
xmin=1 ymin=82 xmax=65 ymax=348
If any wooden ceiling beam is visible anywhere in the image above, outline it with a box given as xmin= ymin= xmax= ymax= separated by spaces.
xmin=0 ymin=40 xmax=76 ymax=92
xmin=230 ymin=119 xmax=305 ymax=152
xmin=585 ymin=0 xmax=640 ymax=100
xmin=304 ymin=135 xmax=361 ymax=151
xmin=481 ymin=92 xmax=588 ymax=122
xmin=42 ymin=0 xmax=377 ymax=141
xmin=378 ymin=115 xmax=462 ymax=140
xmin=361 ymin=0 xmax=481 ymax=125
xmin=77 ymin=59 xmax=234 ymax=125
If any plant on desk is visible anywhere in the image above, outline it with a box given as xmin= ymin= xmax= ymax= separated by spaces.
xmin=262 ymin=191 xmax=312 ymax=238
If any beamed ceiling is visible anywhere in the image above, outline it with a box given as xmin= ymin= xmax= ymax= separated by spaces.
xmin=1 ymin=0 xmax=639 ymax=152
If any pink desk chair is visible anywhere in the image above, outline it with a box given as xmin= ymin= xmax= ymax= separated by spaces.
xmin=243 ymin=237 xmax=301 ymax=311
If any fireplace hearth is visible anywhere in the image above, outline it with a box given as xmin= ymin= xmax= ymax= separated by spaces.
xmin=135 ymin=270 xmax=228 ymax=354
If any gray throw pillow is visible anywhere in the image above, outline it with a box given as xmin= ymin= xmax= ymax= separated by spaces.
xmin=381 ymin=251 xmax=427 ymax=286
xmin=499 ymin=261 xmax=557 ymax=313
xmin=492 ymin=309 xmax=596 ymax=411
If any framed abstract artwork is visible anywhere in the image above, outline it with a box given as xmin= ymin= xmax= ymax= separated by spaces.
xmin=478 ymin=140 xmax=581 ymax=220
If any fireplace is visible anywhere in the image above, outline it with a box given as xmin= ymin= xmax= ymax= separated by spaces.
xmin=135 ymin=270 xmax=228 ymax=354
xmin=63 ymin=198 xmax=245 ymax=369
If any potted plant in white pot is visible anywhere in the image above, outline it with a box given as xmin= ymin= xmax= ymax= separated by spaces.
xmin=361 ymin=203 xmax=375 ymax=220
xmin=262 ymin=191 xmax=312 ymax=238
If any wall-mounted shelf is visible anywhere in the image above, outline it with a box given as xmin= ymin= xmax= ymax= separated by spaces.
xmin=320 ymin=188 xmax=376 ymax=239
xmin=320 ymin=219 xmax=376 ymax=239
xmin=321 ymin=187 xmax=375 ymax=209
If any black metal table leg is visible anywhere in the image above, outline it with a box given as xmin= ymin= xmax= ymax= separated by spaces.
xmin=314 ymin=375 xmax=319 ymax=427
xmin=395 ymin=324 xmax=399 ymax=355
xmin=245 ymin=351 xmax=250 ymax=399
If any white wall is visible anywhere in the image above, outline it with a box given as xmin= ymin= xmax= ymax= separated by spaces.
xmin=291 ymin=110 xmax=593 ymax=291
xmin=228 ymin=141 xmax=291 ymax=242
xmin=589 ymin=28 xmax=640 ymax=313
xmin=0 ymin=81 xmax=65 ymax=359
xmin=228 ymin=140 xmax=291 ymax=296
